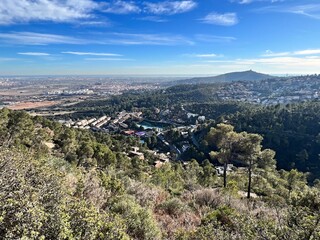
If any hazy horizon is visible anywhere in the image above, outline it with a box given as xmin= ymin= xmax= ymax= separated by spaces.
xmin=0 ymin=70 xmax=308 ymax=78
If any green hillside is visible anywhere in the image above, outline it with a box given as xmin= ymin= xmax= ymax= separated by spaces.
xmin=171 ymin=70 xmax=273 ymax=85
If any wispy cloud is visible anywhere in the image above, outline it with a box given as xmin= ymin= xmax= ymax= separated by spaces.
xmin=287 ymin=4 xmax=320 ymax=19
xmin=231 ymin=0 xmax=254 ymax=4
xmin=262 ymin=50 xmax=291 ymax=57
xmin=294 ymin=49 xmax=320 ymax=55
xmin=195 ymin=34 xmax=237 ymax=43
xmin=0 ymin=31 xmax=194 ymax=46
xmin=240 ymin=56 xmax=320 ymax=67
xmin=102 ymin=0 xmax=140 ymax=14
xmin=77 ymin=20 xmax=111 ymax=27
xmin=106 ymin=32 xmax=194 ymax=45
xmin=231 ymin=0 xmax=283 ymax=4
xmin=195 ymin=54 xmax=220 ymax=58
xmin=100 ymin=0 xmax=198 ymax=15
xmin=0 ymin=32 xmax=89 ymax=45
xmin=263 ymin=49 xmax=320 ymax=57
xmin=256 ymin=4 xmax=320 ymax=20
xmin=185 ymin=53 xmax=222 ymax=58
xmin=200 ymin=12 xmax=238 ymax=26
xmin=62 ymin=51 xmax=122 ymax=56
xmin=85 ymin=58 xmax=133 ymax=61
xmin=0 ymin=0 xmax=98 ymax=25
xmin=18 ymin=52 xmax=50 ymax=56
xmin=144 ymin=1 xmax=197 ymax=15
xmin=137 ymin=16 xmax=168 ymax=23
xmin=0 ymin=0 xmax=199 ymax=26
xmin=0 ymin=57 xmax=17 ymax=62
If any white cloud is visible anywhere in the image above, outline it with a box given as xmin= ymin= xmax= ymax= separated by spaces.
xmin=137 ymin=16 xmax=168 ymax=23
xmin=294 ymin=49 xmax=320 ymax=55
xmin=106 ymin=32 xmax=194 ymax=45
xmin=0 ymin=32 xmax=89 ymax=45
xmin=262 ymin=50 xmax=291 ymax=57
xmin=85 ymin=58 xmax=133 ymax=61
xmin=222 ymin=56 xmax=320 ymax=72
xmin=263 ymin=49 xmax=320 ymax=57
xmin=232 ymin=0 xmax=282 ymax=4
xmin=256 ymin=4 xmax=320 ymax=20
xmin=195 ymin=54 xmax=218 ymax=58
xmin=236 ymin=57 xmax=320 ymax=70
xmin=289 ymin=4 xmax=320 ymax=19
xmin=0 ymin=58 xmax=17 ymax=62
xmin=284 ymin=4 xmax=320 ymax=19
xmin=77 ymin=20 xmax=111 ymax=27
xmin=0 ymin=31 xmax=194 ymax=46
xmin=102 ymin=0 xmax=140 ymax=14
xmin=62 ymin=51 xmax=122 ymax=56
xmin=144 ymin=1 xmax=197 ymax=15
xmin=195 ymin=34 xmax=237 ymax=43
xmin=232 ymin=0 xmax=253 ymax=4
xmin=18 ymin=52 xmax=50 ymax=56
xmin=186 ymin=53 xmax=221 ymax=58
xmin=200 ymin=12 xmax=238 ymax=26
xmin=0 ymin=0 xmax=199 ymax=26
xmin=0 ymin=0 xmax=98 ymax=25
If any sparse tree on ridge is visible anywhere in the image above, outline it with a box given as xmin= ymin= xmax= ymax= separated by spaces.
xmin=207 ymin=124 xmax=240 ymax=188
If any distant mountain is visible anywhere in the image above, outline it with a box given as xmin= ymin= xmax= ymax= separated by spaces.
xmin=171 ymin=70 xmax=273 ymax=85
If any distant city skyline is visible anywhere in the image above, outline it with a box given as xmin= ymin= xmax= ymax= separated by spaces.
xmin=1 ymin=0 xmax=320 ymax=75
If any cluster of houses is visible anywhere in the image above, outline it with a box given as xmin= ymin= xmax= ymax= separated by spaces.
xmin=216 ymin=76 xmax=320 ymax=105
xmin=61 ymin=115 xmax=111 ymax=130
xmin=126 ymin=147 xmax=170 ymax=168
xmin=47 ymin=89 xmax=94 ymax=95
xmin=0 ymin=78 xmax=15 ymax=87
xmin=60 ymin=111 xmax=143 ymax=131
xmin=109 ymin=111 xmax=143 ymax=130
xmin=127 ymin=145 xmax=239 ymax=173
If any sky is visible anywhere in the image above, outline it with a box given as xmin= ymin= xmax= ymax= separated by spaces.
xmin=1 ymin=0 xmax=320 ymax=76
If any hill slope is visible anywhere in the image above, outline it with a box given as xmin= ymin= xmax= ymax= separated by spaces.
xmin=173 ymin=70 xmax=273 ymax=85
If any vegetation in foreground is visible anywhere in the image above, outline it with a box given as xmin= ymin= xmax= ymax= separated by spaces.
xmin=0 ymin=108 xmax=319 ymax=239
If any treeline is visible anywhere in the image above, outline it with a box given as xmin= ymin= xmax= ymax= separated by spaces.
xmin=183 ymin=102 xmax=251 ymax=120
xmin=186 ymin=100 xmax=320 ymax=180
xmin=226 ymin=101 xmax=320 ymax=181
xmin=60 ymin=84 xmax=221 ymax=120
xmin=0 ymin=108 xmax=320 ymax=239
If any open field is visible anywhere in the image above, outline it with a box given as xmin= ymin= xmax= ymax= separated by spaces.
xmin=29 ymin=111 xmax=76 ymax=116
xmin=0 ymin=89 xmax=46 ymax=96
xmin=8 ymin=101 xmax=61 ymax=110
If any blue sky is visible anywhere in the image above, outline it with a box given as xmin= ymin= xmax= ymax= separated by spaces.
xmin=1 ymin=0 xmax=320 ymax=75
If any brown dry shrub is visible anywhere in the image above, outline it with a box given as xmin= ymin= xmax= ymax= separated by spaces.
xmin=82 ymin=170 xmax=107 ymax=208
xmin=127 ymin=179 xmax=168 ymax=208
xmin=155 ymin=210 xmax=201 ymax=239
xmin=64 ymin=172 xmax=78 ymax=194
xmin=194 ymin=188 xmax=223 ymax=208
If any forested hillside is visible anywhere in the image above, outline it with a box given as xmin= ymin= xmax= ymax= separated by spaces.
xmin=171 ymin=70 xmax=273 ymax=85
xmin=62 ymin=84 xmax=320 ymax=180
xmin=228 ymin=101 xmax=320 ymax=179
xmin=0 ymin=108 xmax=319 ymax=239
xmin=187 ymin=101 xmax=320 ymax=181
